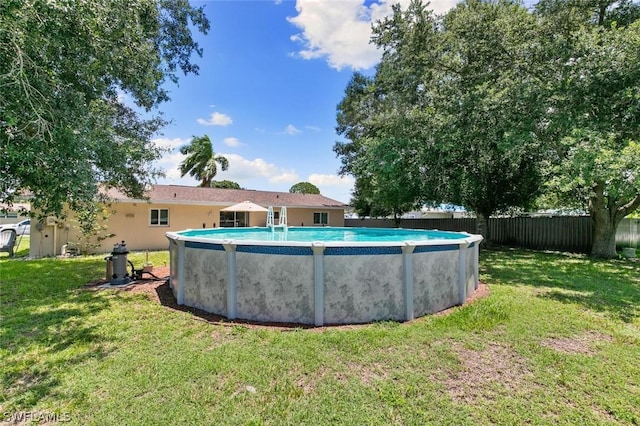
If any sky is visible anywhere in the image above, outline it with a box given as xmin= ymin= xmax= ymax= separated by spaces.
xmin=149 ymin=0 xmax=456 ymax=203
xmin=151 ymin=0 xmax=463 ymax=204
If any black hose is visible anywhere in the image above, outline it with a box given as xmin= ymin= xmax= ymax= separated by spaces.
xmin=126 ymin=259 xmax=163 ymax=280
xmin=144 ymin=271 xmax=162 ymax=280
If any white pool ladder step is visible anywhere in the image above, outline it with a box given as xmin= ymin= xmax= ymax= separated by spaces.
xmin=267 ymin=206 xmax=287 ymax=230
xmin=267 ymin=206 xmax=275 ymax=228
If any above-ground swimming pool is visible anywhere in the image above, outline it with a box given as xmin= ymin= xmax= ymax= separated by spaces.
xmin=166 ymin=227 xmax=483 ymax=326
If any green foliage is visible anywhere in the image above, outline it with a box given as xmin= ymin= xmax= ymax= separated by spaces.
xmin=335 ymin=0 xmax=545 ymax=225
xmin=547 ymin=134 xmax=640 ymax=211
xmin=210 ymin=180 xmax=242 ymax=189
xmin=0 ymin=0 xmax=210 ymax=216
xmin=353 ymin=137 xmax=425 ymax=219
xmin=535 ymin=1 xmax=640 ymax=257
xmin=335 ymin=0 xmax=640 ymax=256
xmin=289 ymin=182 xmax=321 ymax=194
xmin=179 ymin=135 xmax=229 ymax=187
xmin=73 ymin=205 xmax=115 ymax=256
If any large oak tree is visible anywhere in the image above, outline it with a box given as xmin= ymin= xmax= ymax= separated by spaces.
xmin=535 ymin=0 xmax=640 ymax=257
xmin=336 ymin=0 xmax=545 ymax=241
xmin=335 ymin=0 xmax=640 ymax=257
xmin=1 ymin=0 xmax=210 ymax=216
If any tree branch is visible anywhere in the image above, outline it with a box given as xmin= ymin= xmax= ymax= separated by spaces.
xmin=615 ymin=193 xmax=640 ymax=223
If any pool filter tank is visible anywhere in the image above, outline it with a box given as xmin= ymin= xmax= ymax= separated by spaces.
xmin=110 ymin=241 xmax=132 ymax=285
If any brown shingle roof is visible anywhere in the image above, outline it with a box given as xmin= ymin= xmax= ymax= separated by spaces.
xmin=105 ymin=185 xmax=347 ymax=208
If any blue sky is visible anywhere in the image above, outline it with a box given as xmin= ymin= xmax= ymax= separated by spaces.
xmin=151 ymin=0 xmax=470 ymax=203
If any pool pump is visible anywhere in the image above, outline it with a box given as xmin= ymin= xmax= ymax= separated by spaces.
xmin=108 ymin=241 xmax=132 ymax=285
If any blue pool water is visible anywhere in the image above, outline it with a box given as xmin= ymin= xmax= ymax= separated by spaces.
xmin=179 ymin=227 xmax=468 ymax=242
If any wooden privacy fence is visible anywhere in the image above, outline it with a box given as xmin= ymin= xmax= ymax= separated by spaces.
xmin=488 ymin=216 xmax=592 ymax=253
xmin=616 ymin=218 xmax=640 ymax=249
xmin=345 ymin=216 xmax=601 ymax=254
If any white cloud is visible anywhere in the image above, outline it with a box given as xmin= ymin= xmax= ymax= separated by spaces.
xmin=116 ymin=90 xmax=131 ymax=104
xmin=308 ymin=173 xmax=355 ymax=187
xmin=152 ymin=137 xmax=189 ymax=151
xmin=214 ymin=154 xmax=299 ymax=185
xmin=305 ymin=125 xmax=320 ymax=131
xmin=287 ymin=0 xmax=458 ymax=70
xmin=155 ymin=150 xmax=188 ymax=182
xmin=153 ymin=150 xmax=353 ymax=202
xmin=307 ymin=173 xmax=355 ymax=203
xmin=271 ymin=172 xmax=299 ymax=184
xmin=197 ymin=112 xmax=233 ymax=126
xmin=223 ymin=137 xmax=241 ymax=147
xmin=155 ymin=152 xmax=290 ymax=187
xmin=308 ymin=174 xmax=355 ymax=203
xmin=284 ymin=124 xmax=301 ymax=135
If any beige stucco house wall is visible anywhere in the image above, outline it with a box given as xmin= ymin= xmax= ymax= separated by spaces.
xmin=29 ymin=185 xmax=346 ymax=257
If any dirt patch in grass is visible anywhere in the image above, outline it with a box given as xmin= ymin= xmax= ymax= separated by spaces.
xmin=295 ymin=369 xmax=330 ymax=395
xmin=84 ymin=267 xmax=490 ymax=331
xmin=7 ymin=372 xmax=41 ymax=398
xmin=444 ymin=342 xmax=535 ymax=403
xmin=336 ymin=361 xmax=391 ymax=386
xmin=295 ymin=372 xmax=319 ymax=395
xmin=294 ymin=362 xmax=390 ymax=395
xmin=539 ymin=331 xmax=613 ymax=355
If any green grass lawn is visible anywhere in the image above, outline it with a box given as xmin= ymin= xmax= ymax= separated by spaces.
xmin=1 ymin=248 xmax=639 ymax=425
xmin=2 ymin=234 xmax=30 ymax=258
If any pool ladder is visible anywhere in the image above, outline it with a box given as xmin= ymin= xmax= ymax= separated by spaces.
xmin=267 ymin=206 xmax=287 ymax=231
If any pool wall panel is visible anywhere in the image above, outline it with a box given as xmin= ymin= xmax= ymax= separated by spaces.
xmin=412 ymin=250 xmax=459 ymax=317
xmin=183 ymin=247 xmax=227 ymax=316
xmin=323 ymin=254 xmax=404 ymax=324
xmin=236 ymin=252 xmax=314 ymax=324
xmin=466 ymin=245 xmax=477 ymax=296
xmin=169 ymin=241 xmax=179 ymax=298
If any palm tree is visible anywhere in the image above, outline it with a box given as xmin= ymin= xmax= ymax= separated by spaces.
xmin=179 ymin=135 xmax=229 ymax=187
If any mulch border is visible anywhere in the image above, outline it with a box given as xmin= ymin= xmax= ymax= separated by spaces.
xmin=84 ymin=266 xmax=490 ymax=331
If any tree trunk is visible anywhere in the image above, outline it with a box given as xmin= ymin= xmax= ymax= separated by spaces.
xmin=589 ymin=182 xmax=640 ymax=259
xmin=588 ymin=182 xmax=638 ymax=259
xmin=393 ymin=213 xmax=401 ymax=227
xmin=590 ymin=209 xmax=618 ymax=258
xmin=589 ymin=183 xmax=621 ymax=258
xmin=476 ymin=212 xmax=491 ymax=246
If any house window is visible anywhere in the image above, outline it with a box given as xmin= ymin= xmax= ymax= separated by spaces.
xmin=219 ymin=211 xmax=248 ymax=227
xmin=313 ymin=212 xmax=329 ymax=226
xmin=150 ymin=209 xmax=169 ymax=226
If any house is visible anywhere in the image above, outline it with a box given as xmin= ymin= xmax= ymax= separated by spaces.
xmin=29 ymin=185 xmax=347 ymax=257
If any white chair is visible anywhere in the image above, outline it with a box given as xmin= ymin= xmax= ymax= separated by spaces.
xmin=0 ymin=229 xmax=17 ymax=257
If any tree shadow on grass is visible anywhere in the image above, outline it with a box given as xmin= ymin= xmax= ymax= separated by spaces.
xmin=1 ymin=258 xmax=117 ymax=409
xmin=481 ymin=246 xmax=640 ymax=323
xmin=2 ymin=313 xmax=113 ymax=409
xmin=539 ymin=290 xmax=638 ymax=323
